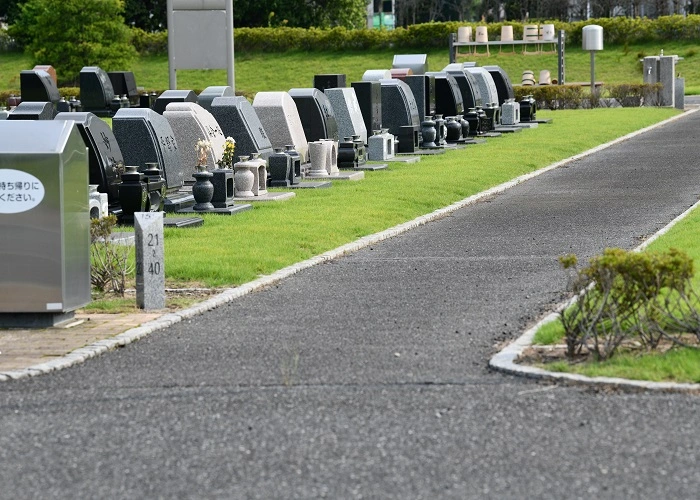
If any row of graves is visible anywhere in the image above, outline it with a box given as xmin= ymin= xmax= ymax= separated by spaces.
xmin=0 ymin=56 xmax=548 ymax=325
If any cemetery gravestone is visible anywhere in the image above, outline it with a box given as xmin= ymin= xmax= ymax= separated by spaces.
xmin=442 ymin=64 xmax=482 ymax=110
xmin=210 ymin=96 xmax=274 ymax=160
xmin=313 ymin=74 xmax=346 ymax=92
xmin=7 ymin=101 xmax=55 ymax=120
xmin=379 ymin=79 xmax=421 ymax=137
xmin=112 ymin=108 xmax=190 ymax=212
xmin=32 ymin=65 xmax=57 ymax=84
xmin=425 ymin=72 xmax=465 ymax=117
xmin=289 ymin=88 xmax=339 ymax=142
xmin=483 ymin=66 xmax=515 ymax=107
xmin=54 ymin=111 xmax=125 ymax=212
xmin=80 ymin=66 xmax=115 ymax=116
xmin=135 ymin=212 xmax=165 ymax=310
xmin=351 ymin=81 xmax=382 ymax=137
xmin=324 ymin=87 xmax=368 ymax=145
xmin=392 ymin=54 xmax=429 ymax=75
xmin=198 ymin=86 xmax=234 ymax=113
xmin=252 ymin=91 xmax=309 ymax=163
xmin=163 ymin=102 xmax=226 ymax=170
xmin=108 ymin=71 xmax=140 ymax=107
xmin=362 ymin=70 xmax=392 ymax=82
xmin=20 ymin=70 xmax=60 ymax=105
xmin=464 ymin=67 xmax=500 ymax=107
xmin=0 ymin=120 xmax=90 ymax=327
xmin=402 ymin=74 xmax=435 ymax=119
xmin=152 ymin=90 xmax=198 ymax=115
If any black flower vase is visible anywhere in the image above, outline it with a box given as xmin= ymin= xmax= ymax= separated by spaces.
xmin=192 ymin=166 xmax=214 ymax=211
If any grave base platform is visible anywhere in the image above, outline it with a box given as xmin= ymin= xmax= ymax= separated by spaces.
xmin=286 ymin=181 xmax=332 ymax=189
xmin=494 ymin=126 xmax=522 ymax=133
xmin=0 ymin=311 xmax=76 ymax=329
xmin=514 ymin=122 xmax=539 ymax=128
xmin=410 ymin=148 xmax=447 ymax=155
xmin=164 ymin=191 xmax=196 ymax=213
xmin=355 ymin=163 xmax=387 ymax=171
xmin=163 ymin=217 xmax=204 ymax=228
xmin=481 ymin=131 xmax=503 ymax=138
xmin=534 ymin=118 xmax=553 ymax=124
xmin=178 ymin=204 xmax=252 ymax=216
xmin=234 ymin=192 xmax=296 ymax=202
xmin=381 ymin=156 xmax=421 ymax=163
xmin=328 ymin=171 xmax=365 ymax=181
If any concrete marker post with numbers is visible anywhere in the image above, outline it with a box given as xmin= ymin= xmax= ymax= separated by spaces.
xmin=135 ymin=212 xmax=165 ymax=310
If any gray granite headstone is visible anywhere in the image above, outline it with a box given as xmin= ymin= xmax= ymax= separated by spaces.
xmin=483 ymin=65 xmax=515 ymax=106
xmin=135 ymin=212 xmax=165 ymax=311
xmin=197 ymin=85 xmax=234 ymax=113
xmin=425 ymin=72 xmax=465 ymax=117
xmin=7 ymin=101 xmax=55 ymax=120
xmin=442 ymin=64 xmax=482 ymax=109
xmin=402 ymin=74 xmax=435 ymax=119
xmin=289 ymin=88 xmax=339 ymax=142
xmin=163 ymin=102 xmax=226 ymax=169
xmin=379 ymin=79 xmax=420 ymax=137
xmin=54 ymin=111 xmax=124 ymax=209
xmin=464 ymin=67 xmax=500 ymax=106
xmin=80 ymin=66 xmax=115 ymax=115
xmin=252 ymin=91 xmax=309 ymax=162
xmin=20 ymin=70 xmax=60 ymax=104
xmin=324 ymin=87 xmax=368 ymax=145
xmin=210 ymin=96 xmax=274 ymax=160
xmin=152 ymin=90 xmax=198 ymax=115
xmin=658 ymin=56 xmax=675 ymax=107
xmin=112 ymin=108 xmax=183 ymax=190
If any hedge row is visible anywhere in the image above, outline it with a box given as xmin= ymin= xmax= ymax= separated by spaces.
xmin=130 ymin=15 xmax=700 ymax=56
xmin=513 ymin=82 xmax=664 ymax=109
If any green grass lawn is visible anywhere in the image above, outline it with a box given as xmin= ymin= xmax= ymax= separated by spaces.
xmin=1 ymin=41 xmax=698 ymax=96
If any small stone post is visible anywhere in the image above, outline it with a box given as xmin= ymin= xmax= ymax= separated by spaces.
xmin=135 ymin=212 xmax=165 ymax=310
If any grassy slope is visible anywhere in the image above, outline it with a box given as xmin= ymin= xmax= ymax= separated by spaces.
xmin=1 ymin=41 xmax=699 ymax=95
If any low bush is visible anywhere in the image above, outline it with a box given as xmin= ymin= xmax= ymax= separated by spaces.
xmin=558 ymin=248 xmax=700 ymax=361
xmin=514 ymin=82 xmax=662 ymax=109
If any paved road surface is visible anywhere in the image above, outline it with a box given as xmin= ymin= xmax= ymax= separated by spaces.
xmin=2 ymin=111 xmax=700 ymax=499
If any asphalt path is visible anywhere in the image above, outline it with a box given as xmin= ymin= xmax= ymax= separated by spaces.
xmin=3 ymin=110 xmax=700 ymax=499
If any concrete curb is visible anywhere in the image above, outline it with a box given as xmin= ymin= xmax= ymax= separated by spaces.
xmin=489 ymin=107 xmax=700 ymax=394
xmin=2 ymin=108 xmax=697 ymax=383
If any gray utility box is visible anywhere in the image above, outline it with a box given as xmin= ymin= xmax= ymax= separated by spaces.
xmin=0 ymin=120 xmax=91 ymax=327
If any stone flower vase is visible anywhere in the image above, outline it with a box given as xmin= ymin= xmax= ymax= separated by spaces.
xmin=234 ymin=156 xmax=256 ymax=197
xmin=192 ymin=164 xmax=214 ymax=211
xmin=420 ymin=116 xmax=437 ymax=148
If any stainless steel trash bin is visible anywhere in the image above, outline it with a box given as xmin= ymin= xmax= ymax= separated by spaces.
xmin=0 ymin=120 xmax=90 ymax=327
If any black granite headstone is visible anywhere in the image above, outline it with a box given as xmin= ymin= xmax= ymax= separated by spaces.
xmin=112 ymin=108 xmax=183 ymax=191
xmin=20 ymin=70 xmax=60 ymax=105
xmin=55 ymin=111 xmax=124 ymax=210
xmin=379 ymin=79 xmax=420 ymax=137
xmin=152 ymin=90 xmax=197 ymax=115
xmin=80 ymin=66 xmax=115 ymax=116
xmin=402 ymin=75 xmax=435 ymax=119
xmin=314 ymin=74 xmax=346 ymax=92
xmin=425 ymin=72 xmax=465 ymax=117
xmin=289 ymin=88 xmax=339 ymax=142
xmin=108 ymin=71 xmax=139 ymax=107
xmin=441 ymin=64 xmax=482 ymax=109
xmin=351 ymin=81 xmax=382 ymax=134
xmin=197 ymin=86 xmax=234 ymax=113
xmin=483 ymin=65 xmax=516 ymax=107
xmin=7 ymin=101 xmax=55 ymax=120
xmin=210 ymin=96 xmax=274 ymax=160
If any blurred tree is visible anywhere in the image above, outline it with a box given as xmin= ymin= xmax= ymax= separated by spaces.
xmin=8 ymin=0 xmax=137 ymax=84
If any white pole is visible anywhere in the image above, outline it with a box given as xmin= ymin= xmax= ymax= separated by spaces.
xmin=226 ymin=0 xmax=235 ymax=91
